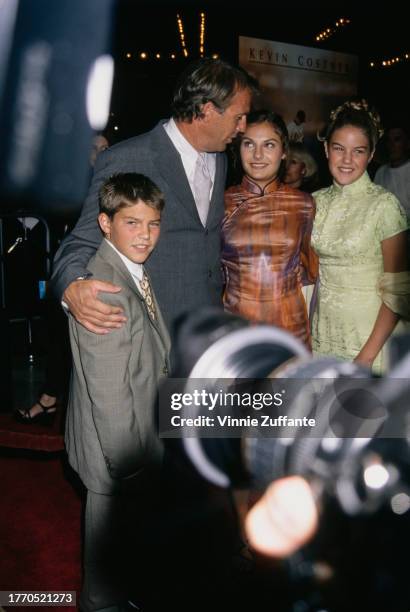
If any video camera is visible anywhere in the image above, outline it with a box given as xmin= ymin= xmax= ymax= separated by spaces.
xmin=166 ymin=307 xmax=410 ymax=514
xmin=162 ymin=307 xmax=410 ymax=610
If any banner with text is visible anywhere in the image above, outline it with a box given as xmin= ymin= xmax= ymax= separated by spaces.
xmin=239 ymin=36 xmax=358 ymax=144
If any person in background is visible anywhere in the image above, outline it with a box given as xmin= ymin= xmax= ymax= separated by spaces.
xmin=284 ymin=142 xmax=319 ymax=193
xmin=15 ymin=131 xmax=111 ymax=423
xmin=287 ymin=110 xmax=306 ymax=143
xmin=374 ymin=124 xmax=410 ymax=222
xmin=311 ymin=100 xmax=409 ymax=373
xmin=89 ymin=132 xmax=109 ymax=168
xmin=222 ymin=110 xmax=317 ymax=349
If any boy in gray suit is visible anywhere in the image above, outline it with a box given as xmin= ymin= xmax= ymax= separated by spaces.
xmin=66 ymin=173 xmax=170 ymax=612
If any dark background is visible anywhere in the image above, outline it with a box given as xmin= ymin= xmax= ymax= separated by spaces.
xmin=107 ymin=0 xmax=410 ymax=142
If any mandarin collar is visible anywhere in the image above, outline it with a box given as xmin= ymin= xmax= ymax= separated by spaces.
xmin=331 ymin=171 xmax=372 ymax=197
xmin=242 ymin=175 xmax=280 ymax=195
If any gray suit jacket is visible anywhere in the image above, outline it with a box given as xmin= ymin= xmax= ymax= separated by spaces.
xmin=52 ymin=121 xmax=227 ymax=330
xmin=65 ymin=239 xmax=170 ymax=494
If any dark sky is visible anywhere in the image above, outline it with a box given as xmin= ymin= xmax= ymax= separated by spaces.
xmin=114 ymin=1 xmax=408 ymax=59
xmin=107 ymin=1 xmax=410 ymax=140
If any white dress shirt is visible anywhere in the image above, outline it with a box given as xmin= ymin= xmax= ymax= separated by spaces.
xmin=374 ymin=160 xmax=410 ymax=220
xmin=105 ymin=239 xmax=144 ymax=293
xmin=163 ymin=117 xmax=216 ymax=199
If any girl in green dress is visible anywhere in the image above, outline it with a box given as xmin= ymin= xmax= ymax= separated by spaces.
xmin=311 ymin=100 xmax=409 ymax=372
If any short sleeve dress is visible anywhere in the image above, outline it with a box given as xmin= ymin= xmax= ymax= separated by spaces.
xmin=222 ymin=176 xmax=318 ymax=348
xmin=311 ymin=171 xmax=408 ymax=372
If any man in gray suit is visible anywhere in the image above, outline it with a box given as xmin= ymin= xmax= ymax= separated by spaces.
xmin=66 ymin=173 xmax=170 ymax=611
xmin=52 ymin=58 xmax=256 ymax=334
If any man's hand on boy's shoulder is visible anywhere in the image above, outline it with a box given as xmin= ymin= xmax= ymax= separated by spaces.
xmin=64 ymin=278 xmax=127 ymax=334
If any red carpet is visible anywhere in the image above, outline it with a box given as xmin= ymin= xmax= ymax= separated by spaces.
xmin=0 ymin=449 xmax=82 ymax=611
xmin=0 ymin=412 xmax=65 ymax=452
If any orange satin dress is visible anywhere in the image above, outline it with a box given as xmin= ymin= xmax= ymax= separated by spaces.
xmin=221 ymin=176 xmax=318 ymax=348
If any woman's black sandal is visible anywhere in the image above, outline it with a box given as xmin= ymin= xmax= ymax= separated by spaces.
xmin=14 ymin=399 xmax=57 ymax=426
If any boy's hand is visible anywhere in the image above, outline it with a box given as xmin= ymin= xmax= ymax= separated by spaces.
xmin=63 ymin=279 xmax=127 ymax=334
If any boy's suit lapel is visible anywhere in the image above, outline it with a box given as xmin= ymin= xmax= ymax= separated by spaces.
xmin=96 ymin=240 xmax=170 ymax=347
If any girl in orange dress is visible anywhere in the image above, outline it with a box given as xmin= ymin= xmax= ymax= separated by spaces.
xmin=222 ymin=110 xmax=317 ymax=348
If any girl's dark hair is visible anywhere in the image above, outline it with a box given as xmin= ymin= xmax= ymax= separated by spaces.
xmin=320 ymin=99 xmax=383 ymax=152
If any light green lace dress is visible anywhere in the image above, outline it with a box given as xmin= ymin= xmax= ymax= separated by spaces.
xmin=311 ymin=172 xmax=408 ymax=372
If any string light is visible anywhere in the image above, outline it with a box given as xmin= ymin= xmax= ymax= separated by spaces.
xmin=177 ymin=13 xmax=189 ymax=57
xmin=369 ymin=52 xmax=410 ymax=68
xmin=199 ymin=12 xmax=205 ymax=57
xmin=132 ymin=12 xmax=209 ymax=61
xmin=316 ymin=17 xmax=351 ymax=42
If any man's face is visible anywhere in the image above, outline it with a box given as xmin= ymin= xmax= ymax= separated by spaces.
xmin=98 ymin=200 xmax=161 ymax=264
xmin=386 ymin=128 xmax=410 ymax=165
xmin=202 ymin=87 xmax=252 ymax=152
xmin=90 ymin=135 xmax=109 ymax=167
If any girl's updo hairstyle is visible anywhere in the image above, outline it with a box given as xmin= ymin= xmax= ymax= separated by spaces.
xmin=319 ymin=99 xmax=383 ymax=153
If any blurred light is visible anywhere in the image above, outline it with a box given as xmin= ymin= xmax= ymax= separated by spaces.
xmin=364 ymin=464 xmax=389 ymax=489
xmin=315 ymin=17 xmax=351 ymax=42
xmin=200 ymin=11 xmax=205 ymax=57
xmin=370 ymin=52 xmax=409 ymax=68
xmin=321 ymin=437 xmax=343 ymax=453
xmin=86 ymin=54 xmax=114 ymax=130
xmin=140 ymin=52 xmax=147 ymax=60
xmin=391 ymin=493 xmax=410 ymax=515
xmin=155 ymin=53 xmax=161 ymax=59
xmin=170 ymin=53 xmax=176 ymax=59
xmin=126 ymin=52 xmax=131 ymax=59
xmin=212 ymin=53 xmax=219 ymax=59
xmin=177 ymin=13 xmax=189 ymax=57
xmin=114 ymin=125 xmax=119 ymax=131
